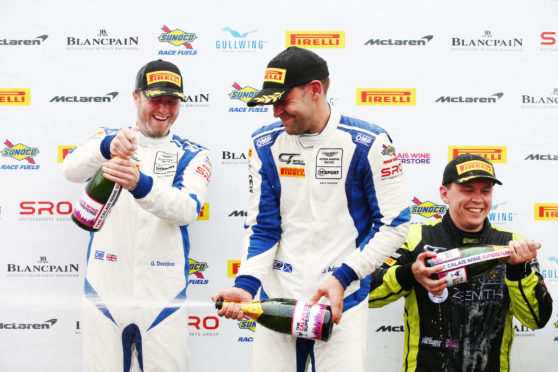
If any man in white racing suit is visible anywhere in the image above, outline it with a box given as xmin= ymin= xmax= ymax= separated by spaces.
xmin=212 ymin=47 xmax=410 ymax=371
xmin=63 ymin=59 xmax=211 ymax=372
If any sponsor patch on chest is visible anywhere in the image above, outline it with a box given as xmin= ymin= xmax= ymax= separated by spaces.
xmin=315 ymin=148 xmax=342 ymax=179
xmin=153 ymin=151 xmax=178 ymax=174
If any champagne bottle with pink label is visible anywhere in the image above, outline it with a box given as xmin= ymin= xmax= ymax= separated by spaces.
xmin=71 ymin=167 xmax=122 ymax=232
xmin=215 ymin=298 xmax=333 ymax=342
xmin=426 ymin=244 xmax=510 ymax=286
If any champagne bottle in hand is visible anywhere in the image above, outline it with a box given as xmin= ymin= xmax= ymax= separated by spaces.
xmin=71 ymin=167 xmax=122 ymax=232
xmin=426 ymin=244 xmax=510 ymax=286
xmin=215 ymin=298 xmax=333 ymax=342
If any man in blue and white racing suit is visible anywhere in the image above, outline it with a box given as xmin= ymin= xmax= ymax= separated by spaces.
xmin=212 ymin=47 xmax=410 ymax=371
xmin=63 ymin=60 xmax=211 ymax=372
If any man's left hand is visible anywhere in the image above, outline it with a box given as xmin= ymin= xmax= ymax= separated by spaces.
xmin=508 ymin=238 xmax=540 ymax=265
xmin=308 ymin=276 xmax=344 ymax=324
xmin=102 ymin=157 xmax=140 ymax=190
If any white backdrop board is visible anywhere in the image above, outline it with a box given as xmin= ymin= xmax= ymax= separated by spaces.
xmin=0 ymin=1 xmax=557 ymax=371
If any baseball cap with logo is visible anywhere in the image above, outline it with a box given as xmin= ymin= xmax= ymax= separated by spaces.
xmin=246 ymin=46 xmax=329 ymax=107
xmin=442 ymin=153 xmax=502 ymax=185
xmin=135 ymin=59 xmax=186 ymax=102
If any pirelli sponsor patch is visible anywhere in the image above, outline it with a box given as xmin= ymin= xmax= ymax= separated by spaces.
xmin=280 ymin=167 xmax=305 ymax=177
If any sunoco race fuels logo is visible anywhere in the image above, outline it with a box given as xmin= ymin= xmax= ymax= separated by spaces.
xmin=228 ymin=82 xmax=268 ymax=113
xmin=1 ymin=139 xmax=40 ymax=170
xmin=158 ymin=25 xmax=198 ymax=56
xmin=189 ymin=258 xmax=209 ymax=285
xmin=286 ymin=31 xmax=345 ymax=48
xmin=411 ymin=197 xmax=447 ymax=219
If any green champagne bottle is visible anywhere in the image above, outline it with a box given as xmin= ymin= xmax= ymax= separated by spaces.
xmin=215 ymin=298 xmax=333 ymax=342
xmin=71 ymin=167 xmax=122 ymax=232
xmin=425 ymin=244 xmax=510 ymax=286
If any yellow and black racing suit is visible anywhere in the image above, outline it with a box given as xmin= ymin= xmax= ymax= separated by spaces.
xmin=369 ymin=214 xmax=553 ymax=372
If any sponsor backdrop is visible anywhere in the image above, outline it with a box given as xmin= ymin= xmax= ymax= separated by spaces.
xmin=1 ymin=0 xmax=557 ymax=371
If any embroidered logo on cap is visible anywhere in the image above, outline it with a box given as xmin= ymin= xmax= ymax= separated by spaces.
xmin=146 ymin=71 xmax=181 ymax=87
xmin=264 ymin=68 xmax=286 ymax=84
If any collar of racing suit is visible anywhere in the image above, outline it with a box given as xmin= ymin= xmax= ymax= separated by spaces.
xmin=441 ymin=213 xmax=491 ymax=247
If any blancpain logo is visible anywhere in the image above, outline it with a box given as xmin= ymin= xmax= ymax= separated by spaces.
xmin=66 ymin=29 xmax=139 ymax=50
xmin=50 ymin=92 xmax=118 ymax=103
xmin=0 ymin=319 xmax=57 ymax=330
xmin=182 ymin=93 xmax=209 ymax=107
xmin=6 ymin=256 xmax=79 ymax=277
xmin=521 ymin=89 xmax=558 ymax=108
xmin=0 ymin=35 xmax=48 ymax=46
xmin=435 ymin=92 xmax=503 ymax=103
xmin=365 ymin=35 xmax=433 ymax=46
xmin=451 ymin=30 xmax=523 ymax=51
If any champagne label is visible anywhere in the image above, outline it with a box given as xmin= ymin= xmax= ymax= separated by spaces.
xmin=290 ymin=301 xmax=327 ymax=341
xmin=439 ymin=267 xmax=468 ymax=286
xmin=434 ymin=248 xmax=510 ymax=272
xmin=429 ymin=248 xmax=462 ymax=265
xmin=72 ymin=183 xmax=121 ymax=229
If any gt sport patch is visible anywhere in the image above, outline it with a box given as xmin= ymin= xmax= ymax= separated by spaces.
xmin=316 ymin=148 xmax=342 ymax=179
xmin=153 ymin=151 xmax=178 ymax=174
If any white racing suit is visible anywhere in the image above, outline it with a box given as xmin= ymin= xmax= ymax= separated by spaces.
xmin=63 ymin=128 xmax=211 ymax=372
xmin=234 ymin=107 xmax=410 ymax=371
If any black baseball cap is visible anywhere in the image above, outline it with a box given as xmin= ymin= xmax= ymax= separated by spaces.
xmin=442 ymin=153 xmax=502 ymax=185
xmin=246 ymin=46 xmax=329 ymax=107
xmin=135 ymin=59 xmax=186 ymax=102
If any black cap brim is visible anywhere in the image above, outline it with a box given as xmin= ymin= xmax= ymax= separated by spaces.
xmin=246 ymin=87 xmax=292 ymax=107
xmin=143 ymin=88 xmax=186 ymax=102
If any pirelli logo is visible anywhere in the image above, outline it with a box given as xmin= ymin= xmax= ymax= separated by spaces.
xmin=0 ymin=89 xmax=30 ymax=106
xmin=457 ymin=160 xmax=494 ymax=175
xmin=264 ymin=68 xmax=286 ymax=84
xmin=280 ymin=167 xmax=305 ymax=177
xmin=286 ymin=31 xmax=345 ymax=48
xmin=146 ymin=71 xmax=181 ymax=87
xmin=57 ymin=145 xmax=76 ymax=163
xmin=357 ymin=89 xmax=416 ymax=106
xmin=534 ymin=204 xmax=558 ymax=221
xmin=228 ymin=260 xmax=241 ymax=278
xmin=448 ymin=146 xmax=507 ymax=163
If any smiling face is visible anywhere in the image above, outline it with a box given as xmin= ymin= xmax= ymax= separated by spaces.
xmin=440 ymin=179 xmax=494 ymax=232
xmin=133 ymin=91 xmax=181 ymax=138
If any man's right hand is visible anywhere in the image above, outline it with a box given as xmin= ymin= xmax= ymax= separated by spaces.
xmin=110 ymin=126 xmax=139 ymax=159
xmin=211 ymin=288 xmax=253 ymax=320
xmin=412 ymin=251 xmax=447 ymax=295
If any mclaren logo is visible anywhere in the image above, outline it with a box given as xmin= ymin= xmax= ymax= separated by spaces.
xmin=357 ymin=89 xmax=416 ymax=106
xmin=448 ymin=146 xmax=507 ymax=163
xmin=50 ymin=92 xmax=118 ymax=103
xmin=286 ymin=31 xmax=345 ymax=48
xmin=365 ymin=35 xmax=433 ymax=46
xmin=436 ymin=92 xmax=503 ymax=103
